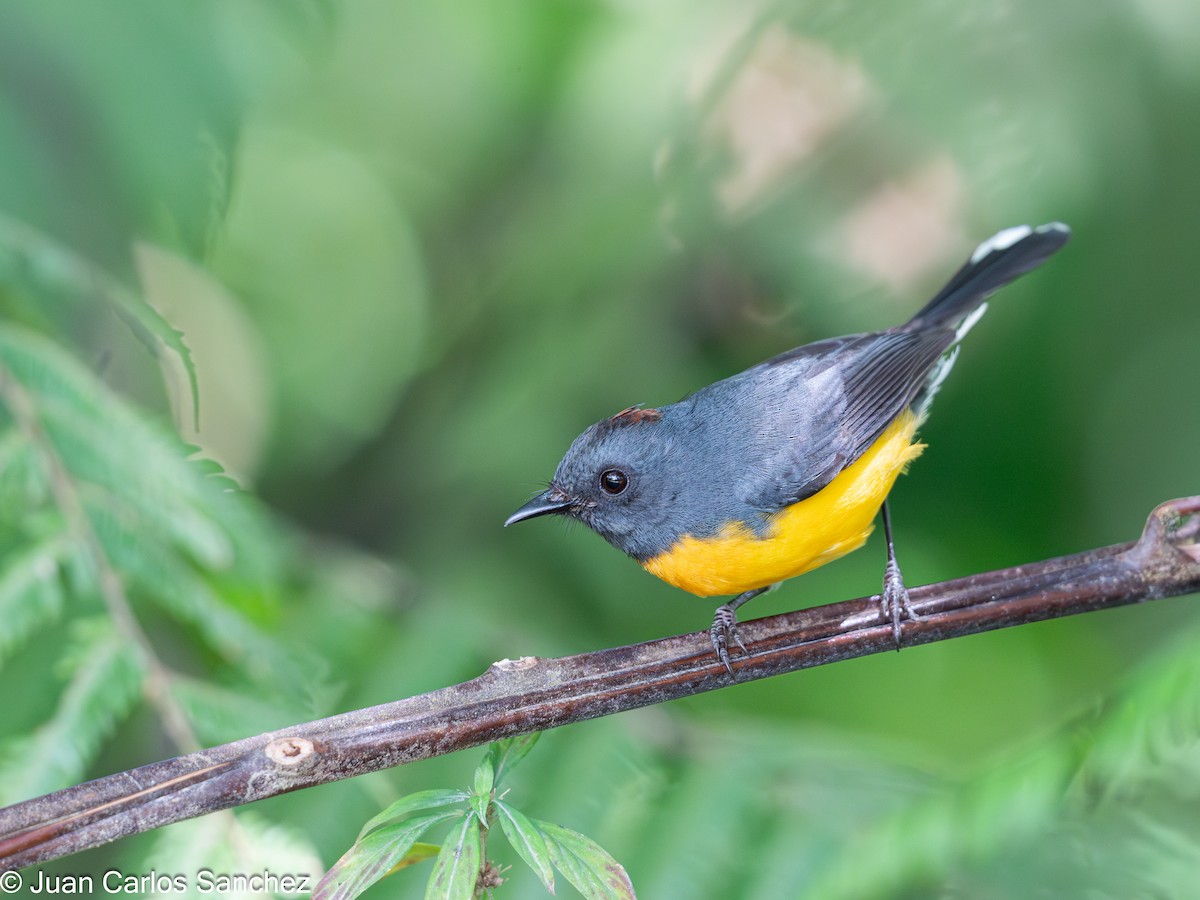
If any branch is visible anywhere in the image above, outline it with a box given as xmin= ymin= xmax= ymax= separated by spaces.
xmin=2 ymin=496 xmax=1198 ymax=870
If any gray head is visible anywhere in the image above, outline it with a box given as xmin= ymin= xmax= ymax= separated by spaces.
xmin=505 ymin=406 xmax=685 ymax=560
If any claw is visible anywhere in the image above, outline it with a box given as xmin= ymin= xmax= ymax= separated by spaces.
xmin=878 ymin=502 xmax=922 ymax=649
xmin=710 ymin=603 xmax=747 ymax=678
xmin=880 ymin=557 xmax=921 ymax=649
xmin=707 ymin=587 xmax=768 ymax=678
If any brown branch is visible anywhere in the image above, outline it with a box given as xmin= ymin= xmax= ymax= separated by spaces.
xmin=2 ymin=496 xmax=1198 ymax=870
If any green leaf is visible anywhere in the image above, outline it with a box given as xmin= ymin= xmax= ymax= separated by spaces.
xmin=315 ymin=809 xmax=463 ymax=900
xmin=0 ymin=325 xmax=277 ymax=581
xmin=538 ymin=820 xmax=636 ymax=900
xmin=388 ymin=842 xmax=441 ymax=873
xmin=425 ymin=812 xmax=483 ymax=900
xmin=357 ymin=789 xmax=469 ymax=842
xmin=0 ymin=215 xmax=201 ymax=428
xmin=1081 ymin=625 xmax=1200 ymax=794
xmin=494 ymin=800 xmax=555 ymax=894
xmin=107 ymin=285 xmax=201 ymax=432
xmin=0 ymin=428 xmax=49 ymax=519
xmin=802 ymin=625 xmax=1200 ymax=899
xmin=472 ymin=753 xmax=495 ymax=824
xmin=486 ymin=732 xmax=542 ymax=786
xmin=84 ymin=500 xmax=304 ymax=689
xmin=0 ymin=531 xmax=68 ymax=668
xmin=0 ymin=618 xmax=145 ymax=803
xmin=33 ymin=379 xmax=234 ymax=572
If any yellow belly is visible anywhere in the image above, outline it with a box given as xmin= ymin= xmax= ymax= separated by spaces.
xmin=641 ymin=408 xmax=924 ymax=597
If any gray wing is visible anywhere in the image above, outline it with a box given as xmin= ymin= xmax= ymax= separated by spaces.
xmin=735 ymin=328 xmax=955 ymax=510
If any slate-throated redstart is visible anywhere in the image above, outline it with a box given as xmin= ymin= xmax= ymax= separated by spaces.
xmin=507 ymin=222 xmax=1070 ymax=675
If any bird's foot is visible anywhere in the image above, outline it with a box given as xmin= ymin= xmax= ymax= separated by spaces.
xmin=710 ymin=604 xmax=749 ymax=678
xmin=879 ymin=558 xmax=921 ymax=648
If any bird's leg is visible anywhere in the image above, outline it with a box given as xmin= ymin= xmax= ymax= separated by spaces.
xmin=710 ymin=586 xmax=769 ymax=678
xmin=879 ymin=500 xmax=921 ymax=647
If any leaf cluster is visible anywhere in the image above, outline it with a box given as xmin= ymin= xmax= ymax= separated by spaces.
xmin=0 ymin=223 xmax=324 ymax=812
xmin=316 ymin=735 xmax=636 ymax=900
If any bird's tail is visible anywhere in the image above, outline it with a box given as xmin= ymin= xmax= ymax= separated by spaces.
xmin=905 ymin=221 xmax=1070 ymax=416
xmin=901 ymin=222 xmax=1071 ymax=335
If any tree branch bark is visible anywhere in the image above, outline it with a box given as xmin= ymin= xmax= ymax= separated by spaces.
xmin=2 ymin=496 xmax=1198 ymax=870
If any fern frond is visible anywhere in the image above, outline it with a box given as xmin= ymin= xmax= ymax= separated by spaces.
xmin=0 ymin=617 xmax=145 ymax=803
xmin=42 ymin=403 xmax=236 ymax=571
xmin=1078 ymin=624 xmax=1200 ymax=797
xmin=0 ymin=326 xmax=257 ymax=574
xmin=0 ymin=214 xmax=200 ymax=426
xmin=0 ymin=428 xmax=48 ymax=519
xmin=0 ymin=321 xmax=287 ymax=607
xmin=85 ymin=502 xmax=308 ymax=691
xmin=801 ymin=624 xmax=1200 ymax=899
xmin=0 ymin=531 xmax=70 ymax=668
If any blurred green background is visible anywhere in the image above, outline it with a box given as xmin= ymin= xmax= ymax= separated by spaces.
xmin=1 ymin=0 xmax=1198 ymax=896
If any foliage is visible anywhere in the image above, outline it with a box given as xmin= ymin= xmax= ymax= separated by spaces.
xmin=0 ymin=0 xmax=1199 ymax=896
xmin=314 ymin=736 xmax=634 ymax=900
xmin=0 ymin=315 xmax=293 ymax=799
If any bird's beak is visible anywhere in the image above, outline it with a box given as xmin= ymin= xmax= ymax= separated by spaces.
xmin=505 ymin=488 xmax=573 ymax=526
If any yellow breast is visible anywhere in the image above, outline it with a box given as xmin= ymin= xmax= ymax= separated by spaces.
xmin=641 ymin=408 xmax=924 ymax=597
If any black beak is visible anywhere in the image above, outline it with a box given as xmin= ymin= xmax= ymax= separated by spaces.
xmin=505 ymin=488 xmax=572 ymax=526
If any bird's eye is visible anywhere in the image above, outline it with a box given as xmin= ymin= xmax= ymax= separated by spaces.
xmin=600 ymin=468 xmax=628 ymax=495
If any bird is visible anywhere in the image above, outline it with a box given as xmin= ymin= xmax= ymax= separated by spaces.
xmin=506 ymin=222 xmax=1070 ymax=676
